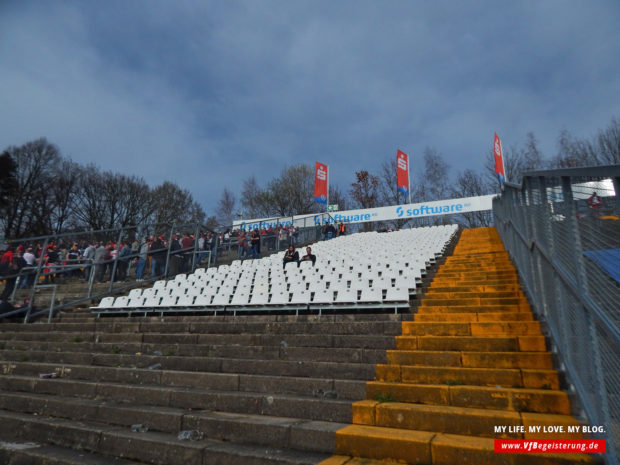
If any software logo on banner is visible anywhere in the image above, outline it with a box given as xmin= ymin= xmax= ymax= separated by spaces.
xmin=396 ymin=150 xmax=410 ymax=196
xmin=493 ymin=133 xmax=506 ymax=183
xmin=314 ymin=162 xmax=328 ymax=204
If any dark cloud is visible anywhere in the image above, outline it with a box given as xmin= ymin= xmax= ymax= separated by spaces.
xmin=1 ymin=0 xmax=619 ymax=213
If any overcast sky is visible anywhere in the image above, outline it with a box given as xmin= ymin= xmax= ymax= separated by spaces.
xmin=1 ymin=0 xmax=619 ymax=214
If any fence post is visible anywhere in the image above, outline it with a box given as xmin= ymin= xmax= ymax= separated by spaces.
xmin=163 ymin=224 xmax=174 ymax=279
xmin=191 ymin=224 xmax=200 ymax=272
xmin=108 ymin=227 xmax=124 ymax=294
xmin=24 ymin=237 xmax=49 ymax=323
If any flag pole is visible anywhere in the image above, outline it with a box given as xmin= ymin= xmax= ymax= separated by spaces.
xmin=499 ymin=138 xmax=508 ymax=184
xmin=326 ymin=164 xmax=330 ymax=219
xmin=407 ymin=155 xmax=412 ymax=204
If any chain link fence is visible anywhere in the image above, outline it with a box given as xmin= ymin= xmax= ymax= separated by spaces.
xmin=493 ymin=165 xmax=620 ymax=464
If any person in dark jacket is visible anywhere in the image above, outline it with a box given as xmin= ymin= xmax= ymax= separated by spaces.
xmin=283 ymin=245 xmax=299 ymax=269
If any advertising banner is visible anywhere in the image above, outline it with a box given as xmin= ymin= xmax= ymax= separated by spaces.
xmin=234 ymin=195 xmax=496 ymax=230
xmin=494 ymin=133 xmax=506 ymax=182
xmin=313 ymin=162 xmax=328 ymax=204
xmin=396 ymin=149 xmax=410 ymax=196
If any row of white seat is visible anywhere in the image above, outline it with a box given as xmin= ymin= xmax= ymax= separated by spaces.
xmin=93 ymin=225 xmax=457 ymax=313
xmin=97 ymin=286 xmax=409 ymax=310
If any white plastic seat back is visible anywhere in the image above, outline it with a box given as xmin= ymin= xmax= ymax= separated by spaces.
xmin=290 ymin=290 xmax=310 ymax=305
xmin=270 ymin=291 xmax=290 ymax=305
xmin=176 ymin=295 xmax=195 ymax=307
xmin=311 ymin=289 xmax=334 ymax=304
xmin=128 ymin=289 xmax=143 ymax=298
xmin=194 ymin=294 xmax=213 ymax=306
xmin=159 ymin=295 xmax=178 ymax=307
xmin=96 ymin=297 xmax=115 ymax=308
xmin=335 ymin=288 xmax=357 ymax=304
xmin=384 ymin=287 xmax=409 ymax=302
xmin=359 ymin=287 xmax=382 ymax=303
xmin=143 ymin=296 xmax=161 ymax=307
xmin=249 ymin=292 xmax=268 ymax=306
xmin=112 ymin=296 xmax=130 ymax=308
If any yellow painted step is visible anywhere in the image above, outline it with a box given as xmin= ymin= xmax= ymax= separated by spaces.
xmin=414 ymin=312 xmax=534 ymax=322
xmin=423 ymin=291 xmax=524 ymax=299
xmin=395 ymin=335 xmax=547 ymax=352
xmin=420 ymin=297 xmax=528 ymax=307
xmin=366 ymin=380 xmax=567 ymax=412
xmin=431 ymin=432 xmax=598 ymax=465
xmin=354 ymin=401 xmax=524 ymax=439
xmin=386 ymin=350 xmax=553 ymax=369
xmin=415 ymin=305 xmax=531 ymax=314
xmin=335 ymin=425 xmax=597 ymax=464
xmin=375 ymin=364 xmax=560 ymax=389
xmin=334 ymin=424 xmax=434 ymax=464
xmin=401 ymin=321 xmax=542 ymax=336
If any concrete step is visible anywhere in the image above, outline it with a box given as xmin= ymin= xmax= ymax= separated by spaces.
xmin=0 ymin=351 xmax=377 ymax=380
xmin=0 ymin=331 xmax=396 ymax=350
xmin=0 ymin=441 xmax=148 ymax=465
xmin=334 ymin=424 xmax=598 ymax=464
xmin=0 ymin=320 xmax=405 ymax=336
xmin=0 ymin=410 xmax=330 ymax=465
xmin=0 ymin=331 xmax=396 ymax=348
xmin=375 ymin=365 xmax=561 ymax=390
xmin=385 ymin=350 xmax=553 ymax=369
xmin=395 ymin=335 xmax=547 ymax=352
xmin=0 ymin=363 xmax=367 ymax=400
xmin=0 ymin=340 xmax=388 ymax=363
xmin=0 ymin=390 xmax=347 ymax=453
xmin=352 ymin=400 xmax=585 ymax=439
xmin=0 ymin=374 xmax=353 ymax=423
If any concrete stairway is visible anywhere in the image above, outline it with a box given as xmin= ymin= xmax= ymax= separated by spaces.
xmin=0 ymin=310 xmax=408 ymax=465
xmin=331 ymin=227 xmax=600 ymax=465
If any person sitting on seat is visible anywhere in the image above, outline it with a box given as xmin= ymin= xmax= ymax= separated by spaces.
xmin=300 ymin=246 xmax=316 ymax=266
xmin=283 ymin=245 xmax=299 ymax=269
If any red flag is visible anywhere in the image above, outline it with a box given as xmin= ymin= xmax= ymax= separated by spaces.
xmin=396 ymin=150 xmax=410 ymax=196
xmin=493 ymin=133 xmax=506 ymax=182
xmin=313 ymin=162 xmax=328 ymax=204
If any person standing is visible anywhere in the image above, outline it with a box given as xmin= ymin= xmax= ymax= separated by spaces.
xmin=250 ymin=229 xmax=260 ymax=259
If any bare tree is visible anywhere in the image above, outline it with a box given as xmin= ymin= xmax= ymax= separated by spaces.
xmin=0 ymin=152 xmax=18 ymax=234
xmin=49 ymin=159 xmax=81 ymax=234
xmin=328 ymin=185 xmax=348 ymax=212
xmin=240 ymin=176 xmax=269 ymax=218
xmin=451 ymin=169 xmax=494 ymax=228
xmin=267 ymin=164 xmax=319 ymax=217
xmin=350 ymin=170 xmax=379 ymax=231
xmin=551 ymin=118 xmax=620 ymax=167
xmin=417 ymin=147 xmax=450 ymax=202
xmin=216 ymin=188 xmax=236 ymax=228
xmin=596 ymin=117 xmax=620 ymax=164
xmin=2 ymin=138 xmax=61 ymax=238
xmin=151 ymin=181 xmax=205 ymax=227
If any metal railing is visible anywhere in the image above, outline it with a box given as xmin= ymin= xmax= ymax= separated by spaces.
xmin=0 ymin=218 xmax=335 ymax=322
xmin=493 ymin=165 xmax=620 ymax=463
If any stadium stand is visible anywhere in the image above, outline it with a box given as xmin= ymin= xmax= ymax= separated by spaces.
xmin=91 ymin=225 xmax=459 ymax=316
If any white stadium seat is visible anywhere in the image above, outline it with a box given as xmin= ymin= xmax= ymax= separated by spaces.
xmin=92 ymin=224 xmax=458 ymax=315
